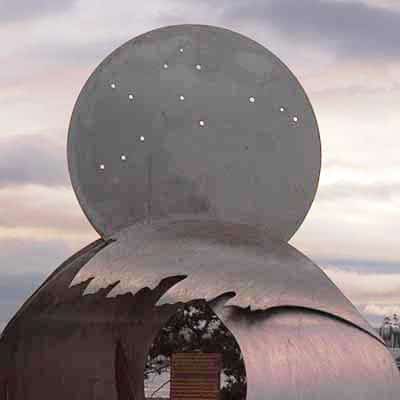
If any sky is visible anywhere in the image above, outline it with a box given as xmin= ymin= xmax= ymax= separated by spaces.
xmin=0 ymin=0 xmax=399 ymax=330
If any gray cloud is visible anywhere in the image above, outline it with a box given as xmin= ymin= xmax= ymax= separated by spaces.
xmin=219 ymin=0 xmax=400 ymax=59
xmin=0 ymin=238 xmax=74 ymax=274
xmin=24 ymin=36 xmax=125 ymax=67
xmin=0 ymin=186 xmax=95 ymax=235
xmin=358 ymin=305 xmax=384 ymax=327
xmin=318 ymin=182 xmax=400 ymax=201
xmin=321 ymin=265 xmax=400 ymax=327
xmin=0 ymin=238 xmax=73 ymax=329
xmin=0 ymin=0 xmax=78 ymax=24
xmin=0 ymin=134 xmax=69 ymax=188
xmin=0 ymin=272 xmax=45 ymax=302
xmin=318 ymin=258 xmax=400 ymax=274
xmin=0 ymin=271 xmax=46 ymax=332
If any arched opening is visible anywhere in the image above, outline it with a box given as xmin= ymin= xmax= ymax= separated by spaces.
xmin=144 ymin=300 xmax=247 ymax=400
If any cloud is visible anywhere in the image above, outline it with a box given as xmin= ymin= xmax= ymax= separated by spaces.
xmin=291 ymin=166 xmax=400 ymax=263
xmin=346 ymin=0 xmax=400 ymax=13
xmin=321 ymin=264 xmax=400 ymax=326
xmin=0 ymin=0 xmax=186 ymax=74
xmin=0 ymin=271 xmax=46 ymax=332
xmin=0 ymin=133 xmax=68 ymax=188
xmin=0 ymin=271 xmax=45 ymax=300
xmin=303 ymin=60 xmax=400 ymax=94
xmin=0 ymin=185 xmax=96 ymax=243
xmin=363 ymin=303 xmax=400 ymax=317
xmin=318 ymin=258 xmax=400 ymax=273
xmin=318 ymin=181 xmax=400 ymax=201
xmin=220 ymin=0 xmax=400 ymax=60
xmin=0 ymin=238 xmax=76 ymax=274
xmin=292 ymin=201 xmax=400 ymax=263
xmin=0 ymin=0 xmax=78 ymax=24
xmin=322 ymin=266 xmax=400 ymax=304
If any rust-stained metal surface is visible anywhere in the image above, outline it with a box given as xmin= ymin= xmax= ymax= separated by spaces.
xmin=170 ymin=353 xmax=222 ymax=400
xmin=67 ymin=24 xmax=321 ymax=242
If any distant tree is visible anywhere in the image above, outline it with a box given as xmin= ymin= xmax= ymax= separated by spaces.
xmin=145 ymin=300 xmax=246 ymax=400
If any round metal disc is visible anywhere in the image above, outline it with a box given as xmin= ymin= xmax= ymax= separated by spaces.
xmin=67 ymin=24 xmax=321 ymax=240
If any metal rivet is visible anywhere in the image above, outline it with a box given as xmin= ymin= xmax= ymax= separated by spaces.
xmin=179 ymin=95 xmax=185 ymax=101
xmin=128 ymin=94 xmax=134 ymax=101
xmin=195 ymin=64 xmax=202 ymax=71
xmin=249 ymin=97 xmax=255 ymax=103
xmin=293 ymin=116 xmax=299 ymax=123
xmin=163 ymin=63 xmax=169 ymax=69
xmin=99 ymin=164 xmax=105 ymax=170
xmin=199 ymin=120 xmax=205 ymax=127
xmin=121 ymin=155 xmax=127 ymax=161
xmin=280 ymin=107 xmax=285 ymax=112
xmin=179 ymin=48 xmax=184 ymax=53
xmin=140 ymin=136 xmax=145 ymax=142
xmin=110 ymin=83 xmax=116 ymax=89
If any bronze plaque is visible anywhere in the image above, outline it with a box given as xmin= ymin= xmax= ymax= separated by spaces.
xmin=170 ymin=353 xmax=222 ymax=400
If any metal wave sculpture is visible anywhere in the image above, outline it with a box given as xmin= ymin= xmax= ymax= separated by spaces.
xmin=0 ymin=24 xmax=399 ymax=400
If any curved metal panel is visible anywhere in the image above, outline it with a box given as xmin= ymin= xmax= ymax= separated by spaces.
xmin=0 ymin=259 xmax=182 ymax=399
xmin=1 ymin=221 xmax=398 ymax=398
xmin=67 ymin=24 xmax=321 ymax=241
xmin=214 ymin=307 xmax=400 ymax=400
xmin=0 ymin=238 xmax=108 ymax=340
xmin=71 ymin=218 xmax=380 ymax=341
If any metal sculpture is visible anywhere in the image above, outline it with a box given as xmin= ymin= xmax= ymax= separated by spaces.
xmin=0 ymin=24 xmax=399 ymax=400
